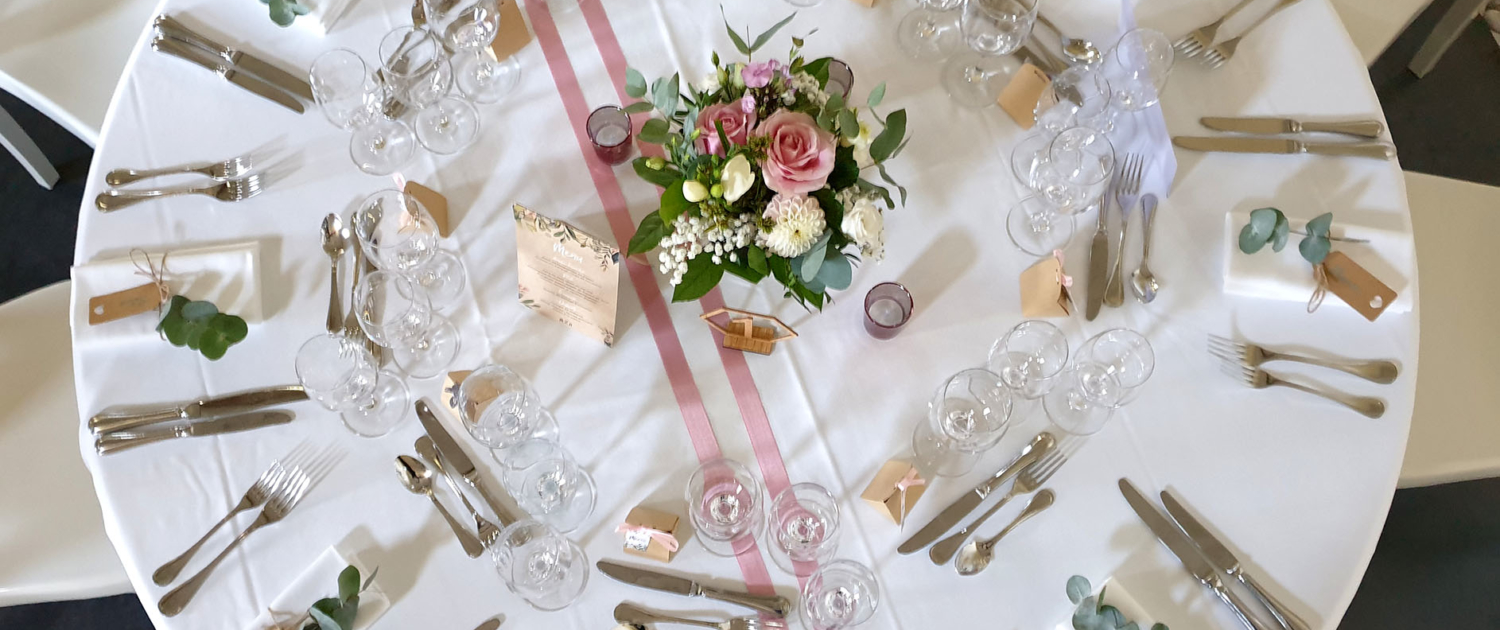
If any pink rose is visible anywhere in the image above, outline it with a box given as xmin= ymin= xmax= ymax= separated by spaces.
xmin=695 ymin=103 xmax=756 ymax=157
xmin=757 ymin=110 xmax=837 ymax=195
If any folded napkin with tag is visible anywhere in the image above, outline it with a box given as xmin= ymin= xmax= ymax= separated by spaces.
xmin=245 ymin=547 xmax=390 ymax=630
xmin=71 ymin=241 xmax=263 ymax=346
xmin=1222 ymin=211 xmax=1413 ymax=314
xmin=1053 ymin=578 xmax=1159 ymax=630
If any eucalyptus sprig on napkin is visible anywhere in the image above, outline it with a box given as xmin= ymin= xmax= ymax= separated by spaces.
xmin=157 ymin=295 xmax=248 ymax=360
xmin=1238 ymin=207 xmax=1333 ymax=264
xmin=1067 ymin=576 xmax=1166 ymax=630
xmin=275 ymin=565 xmax=378 ymax=630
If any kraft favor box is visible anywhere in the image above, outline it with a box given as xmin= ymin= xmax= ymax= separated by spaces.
xmin=1020 ymin=254 xmax=1073 ymax=318
xmin=618 ymin=506 xmax=682 ymax=563
xmin=860 ymin=460 xmax=927 ymax=525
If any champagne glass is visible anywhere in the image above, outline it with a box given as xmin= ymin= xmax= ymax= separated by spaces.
xmin=685 ymin=458 xmax=766 ymax=556
xmin=353 ymin=270 xmax=460 ymax=379
xmin=987 ymin=320 xmax=1069 ymax=398
xmin=294 ymin=332 xmax=409 ymax=437
xmin=913 ymin=368 xmax=1013 ymax=477
xmin=1103 ymin=27 xmax=1174 ymax=111
xmin=310 ymin=49 xmax=417 ymax=176
xmin=898 ymin=0 xmax=965 ymax=61
xmin=498 ymin=439 xmax=596 ymax=533
xmin=379 ymin=26 xmax=453 ymax=110
xmin=799 ymin=560 xmax=880 ymax=630
xmin=1077 ymin=328 xmax=1155 ymax=406
xmin=1034 ymin=66 xmax=1116 ymax=136
xmin=425 ymin=0 xmax=521 ymax=103
xmin=1007 ymin=128 xmax=1114 ymax=255
xmin=942 ymin=0 xmax=1039 ymax=109
xmin=767 ymin=483 xmax=840 ymax=577
xmin=414 ymin=96 xmax=480 ymax=154
xmin=351 ymin=189 xmax=469 ymax=309
xmin=491 ymin=520 xmax=589 ymax=610
xmin=1043 ymin=361 xmax=1122 ymax=435
xmin=458 ymin=364 xmax=560 ymax=452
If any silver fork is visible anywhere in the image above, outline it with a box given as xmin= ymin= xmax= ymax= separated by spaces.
xmin=928 ymin=437 xmax=1080 ymax=564
xmin=151 ymin=443 xmax=312 ymax=585
xmin=157 ymin=446 xmax=337 ymax=617
xmin=1201 ymin=0 xmax=1305 ymax=69
xmin=1215 ymin=356 xmax=1386 ymax=419
xmin=614 ymin=603 xmax=786 ymax=630
xmin=1104 ymin=154 xmax=1144 ymax=308
xmin=1208 ymin=334 xmax=1399 ymax=384
xmin=1174 ymin=0 xmax=1258 ymax=58
xmin=106 ymin=152 xmax=262 ymax=186
xmin=95 ymin=173 xmax=268 ymax=212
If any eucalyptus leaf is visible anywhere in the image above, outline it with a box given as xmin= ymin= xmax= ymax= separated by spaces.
xmin=181 ymin=300 xmax=219 ymax=321
xmin=1305 ymin=212 xmax=1334 ymax=237
xmin=750 ymin=13 xmax=797 ymax=53
xmin=212 ymin=314 xmax=248 ymax=343
xmin=1099 ymin=605 xmax=1126 ymax=627
xmin=870 ymin=109 xmax=906 ymax=162
xmin=797 ymin=231 xmax=833 ymax=282
xmin=652 ymin=73 xmax=680 ymax=122
xmin=1271 ymin=213 xmax=1291 ymax=252
xmin=1121 ymin=623 xmax=1140 ymax=630
xmin=856 ymin=178 xmax=895 ymax=209
xmin=839 ymin=109 xmax=860 ymax=140
xmin=338 ymin=566 xmax=360 ymax=602
xmin=803 ymin=57 xmax=832 ymax=87
xmin=628 ymin=211 xmax=669 ymax=255
xmin=1152 ymin=624 xmax=1169 ymax=630
xmin=1239 ymin=207 xmax=1282 ymax=254
xmin=721 ymin=7 xmax=752 ymax=55
xmin=867 ymin=81 xmax=886 ymax=108
xmin=308 ymin=607 xmax=341 ymax=630
xmin=640 ymin=118 xmax=671 ymax=144
xmin=1073 ymin=596 xmax=1100 ymax=630
xmin=816 ymin=252 xmax=852 ymax=290
xmin=1299 ymin=234 xmax=1331 ymax=265
xmin=623 ymin=101 xmax=655 ymax=114
xmin=267 ymin=0 xmax=299 ymax=26
xmin=333 ymin=600 xmax=358 ymax=629
xmin=1066 ymin=575 xmax=1091 ymax=604
xmin=625 ymin=67 xmax=647 ymax=98
xmin=877 ymin=162 xmax=908 ymax=206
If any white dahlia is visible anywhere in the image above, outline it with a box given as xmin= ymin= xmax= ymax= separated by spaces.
xmin=759 ymin=194 xmax=826 ymax=258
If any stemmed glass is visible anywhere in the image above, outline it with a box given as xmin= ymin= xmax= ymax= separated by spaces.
xmin=799 ymin=560 xmax=880 ymax=630
xmin=942 ymin=0 xmax=1040 ymax=109
xmin=1103 ymin=28 xmax=1174 ymax=111
xmin=987 ymin=320 xmax=1070 ymax=399
xmin=1043 ymin=361 xmax=1123 ymax=435
xmin=1034 ymin=66 xmax=1116 ymax=136
xmin=309 ymin=49 xmax=416 ymax=176
xmin=294 ymin=332 xmax=410 ymax=437
xmin=498 ymin=439 xmax=596 ymax=533
xmin=351 ymin=189 xmax=468 ymax=309
xmin=426 ymin=0 xmax=521 ymax=103
xmin=353 ymin=270 xmax=460 ymax=379
xmin=685 ymin=458 xmax=766 ymax=556
xmin=767 ymin=483 xmax=840 ymax=577
xmin=1077 ymin=328 xmax=1155 ymax=406
xmin=897 ymin=0 xmax=964 ymax=61
xmin=491 ymin=519 xmax=589 ymax=611
xmin=1007 ymin=128 xmax=1114 ymax=255
xmin=379 ymin=26 xmax=479 ymax=154
xmin=457 ymin=364 xmax=560 ymax=452
xmin=913 ymin=368 xmax=1013 ymax=477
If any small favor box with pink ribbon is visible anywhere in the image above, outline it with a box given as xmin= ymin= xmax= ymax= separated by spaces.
xmin=617 ymin=506 xmax=682 ymax=563
xmin=1020 ymin=252 xmax=1074 ymax=318
xmin=860 ymin=459 xmax=927 ymax=525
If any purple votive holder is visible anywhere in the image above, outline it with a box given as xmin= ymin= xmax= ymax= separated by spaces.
xmin=864 ymin=282 xmax=913 ymax=340
xmin=826 ymin=59 xmax=854 ymax=101
xmin=587 ymin=105 xmax=634 ymax=165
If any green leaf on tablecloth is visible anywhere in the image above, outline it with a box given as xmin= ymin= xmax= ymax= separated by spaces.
xmin=1151 ymin=624 xmax=1169 ymax=630
xmin=338 ymin=565 xmax=360 ymax=602
xmin=640 ymin=118 xmax=671 ymax=144
xmin=867 ymin=81 xmax=886 ymax=108
xmin=816 ymin=251 xmax=851 ymax=290
xmin=747 ymin=244 xmax=768 ymax=275
xmin=672 ymin=256 xmax=723 ymax=302
xmin=625 ymin=67 xmax=647 ymax=99
xmin=870 ymin=109 xmax=906 ymax=163
xmin=267 ymin=0 xmax=300 ymax=26
xmin=624 ymin=101 xmax=654 ymax=114
xmin=629 ymin=211 xmax=668 ymax=256
xmin=721 ymin=7 xmax=752 ymax=55
xmin=1271 ymin=211 xmax=1291 ymax=252
xmin=796 ymin=230 xmax=833 ymax=282
xmin=1239 ymin=207 xmax=1282 ymax=254
xmin=659 ymin=180 xmax=692 ymax=225
xmin=750 ymin=13 xmax=797 ymax=54
xmin=632 ymin=158 xmax=682 ymax=188
xmin=1066 ymin=575 xmax=1091 ymax=604
xmin=181 ymin=300 xmax=218 ymax=321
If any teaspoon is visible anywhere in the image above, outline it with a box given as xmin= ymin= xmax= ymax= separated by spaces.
xmin=394 ymin=455 xmax=484 ymax=558
xmin=320 ymin=214 xmax=347 ymax=332
xmin=1131 ymin=194 xmax=1160 ymax=303
xmin=954 ymin=489 xmax=1056 ymax=576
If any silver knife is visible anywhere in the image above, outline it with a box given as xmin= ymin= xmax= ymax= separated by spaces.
xmin=1200 ymin=116 xmax=1384 ymax=139
xmin=155 ymin=15 xmax=314 ymax=101
xmin=415 ymin=399 xmax=521 ymax=526
xmin=1172 ymin=136 xmax=1395 ymax=160
xmin=151 ymin=37 xmax=305 ymax=114
xmin=1161 ymin=490 xmax=1307 ymax=630
xmin=90 ymin=385 xmax=307 ymax=434
xmin=898 ymin=432 xmax=1055 ymax=554
xmin=1085 ymin=203 xmax=1110 ymax=320
xmin=1119 ymin=479 xmax=1276 ymax=630
xmin=596 ymin=560 xmax=791 ymax=618
xmin=94 ymin=410 xmax=293 ymax=454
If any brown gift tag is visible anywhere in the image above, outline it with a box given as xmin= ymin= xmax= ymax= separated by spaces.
xmin=860 ymin=460 xmax=927 ymax=525
xmin=997 ymin=63 xmax=1051 ymax=129
xmin=489 ymin=0 xmax=532 ymax=62
xmin=404 ymin=181 xmax=451 ymax=237
xmin=1320 ymin=251 xmax=1397 ymax=321
xmin=1019 ymin=255 xmax=1072 ymax=318
xmin=619 ymin=506 xmax=682 ymax=563
xmin=88 ymin=283 xmax=167 ymax=325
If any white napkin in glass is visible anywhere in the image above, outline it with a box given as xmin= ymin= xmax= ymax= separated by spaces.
xmin=1222 ymin=211 xmax=1414 ymax=314
xmin=244 ymin=547 xmax=390 ymax=630
xmin=1053 ymin=578 xmax=1158 ymax=630
xmin=71 ymin=241 xmax=263 ymax=347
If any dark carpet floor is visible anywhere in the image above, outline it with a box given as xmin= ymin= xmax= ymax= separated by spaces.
xmin=2 ymin=0 xmax=1498 ymax=627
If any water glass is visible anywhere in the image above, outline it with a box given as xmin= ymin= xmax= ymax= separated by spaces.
xmin=1042 ymin=361 xmax=1122 ymax=435
xmin=294 ymin=332 xmax=410 ymax=437
xmin=491 ymin=520 xmax=589 ymax=611
xmin=799 ymin=560 xmax=880 ymax=630
xmin=1078 ymin=328 xmax=1155 ymax=406
xmin=1034 ymin=67 xmax=1115 ymax=136
xmin=1006 ymin=195 xmax=1075 ymax=255
xmin=413 ymin=96 xmax=480 ymax=154
xmin=378 ymin=27 xmax=454 ymax=110
xmin=353 ymin=270 xmax=460 ymax=379
xmin=987 ymin=320 xmax=1070 ymax=398
xmin=863 ymin=282 xmax=913 ymax=339
xmin=913 ymin=368 xmax=1013 ymax=477
xmin=941 ymin=0 xmax=1039 ymax=108
xmin=309 ymin=49 xmax=385 ymax=130
xmin=458 ymin=364 xmax=560 ymax=451
xmin=498 ymin=439 xmax=595 ymax=533
xmin=587 ymin=105 xmax=633 ymax=165
xmin=351 ymin=189 xmax=468 ymax=309
xmin=1103 ymin=28 xmax=1174 ymax=111
xmin=685 ymin=458 xmax=766 ymax=556
xmin=897 ymin=0 xmax=964 ymax=61
xmin=424 ymin=0 xmax=519 ymax=103
xmin=768 ymin=483 xmax=840 ymax=577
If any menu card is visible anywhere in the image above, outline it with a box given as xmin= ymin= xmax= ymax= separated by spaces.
xmin=513 ymin=204 xmax=621 ymax=346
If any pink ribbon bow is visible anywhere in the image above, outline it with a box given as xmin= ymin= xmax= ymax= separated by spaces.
xmin=1052 ymin=249 xmax=1074 ymax=288
xmin=895 ymin=468 xmax=925 ymax=491
xmin=615 ymin=523 xmax=680 ymax=552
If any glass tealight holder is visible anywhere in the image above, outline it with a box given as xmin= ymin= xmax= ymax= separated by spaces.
xmin=864 ymin=282 xmax=913 ymax=340
xmin=587 ymin=105 xmax=633 ymax=165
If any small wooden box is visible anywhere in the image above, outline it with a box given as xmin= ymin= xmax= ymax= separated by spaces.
xmin=723 ymin=318 xmax=778 ymax=354
xmin=620 ymin=506 xmax=681 ymax=563
xmin=860 ymin=460 xmax=927 ymax=525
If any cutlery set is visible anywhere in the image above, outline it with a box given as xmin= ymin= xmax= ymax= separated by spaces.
xmin=1210 ymin=334 xmax=1395 ymax=418
xmin=94 ymin=142 xmax=289 ymax=212
xmin=323 ymin=212 xmax=382 ymax=359
xmin=152 ymin=15 xmax=312 ymax=113
xmin=1175 ymin=0 xmax=1303 ymax=69
xmin=88 ymin=384 xmax=307 ymax=454
xmin=600 ymin=561 xmax=791 ymax=628
xmin=1175 ymin=116 xmax=1396 ymax=160
xmin=1087 ymin=153 xmax=1158 ymax=321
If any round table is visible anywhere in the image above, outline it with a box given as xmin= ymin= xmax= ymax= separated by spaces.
xmin=72 ymin=0 xmax=1416 ymax=628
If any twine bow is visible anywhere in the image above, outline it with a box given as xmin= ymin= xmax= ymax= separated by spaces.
xmin=1052 ymin=249 xmax=1073 ymax=288
xmin=615 ymin=523 xmax=680 ymax=552
xmin=895 ymin=468 xmax=925 ymax=529
xmin=130 ymin=248 xmax=172 ymax=311
xmin=1307 ymin=263 xmax=1329 ymax=313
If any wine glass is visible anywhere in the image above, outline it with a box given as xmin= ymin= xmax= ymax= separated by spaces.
xmin=378 ymin=26 xmax=453 ymax=110
xmin=1103 ymin=27 xmax=1174 ymax=111
xmin=425 ymin=0 xmax=521 ymax=103
xmin=799 ymin=560 xmax=880 ymax=630
xmin=491 ymin=520 xmax=589 ymax=611
xmin=294 ymin=332 xmax=409 ymax=437
xmin=1043 ymin=361 xmax=1122 ymax=435
xmin=767 ymin=483 xmax=840 ymax=577
xmin=1007 ymin=128 xmax=1114 ymax=255
xmin=414 ymin=95 xmax=480 ymax=154
xmin=685 ymin=458 xmax=766 ymax=556
xmin=457 ymin=364 xmax=560 ymax=452
xmin=309 ymin=49 xmax=417 ymax=176
xmin=941 ymin=0 xmax=1039 ymax=109
xmin=1034 ymin=66 xmax=1116 ymax=136
xmin=353 ymin=270 xmax=460 ymax=379
xmin=350 ymin=189 xmax=468 ymax=309
xmin=913 ymin=368 xmax=1013 ymax=477
xmin=1077 ymin=328 xmax=1155 ymax=406
xmin=897 ymin=0 xmax=965 ymax=61
xmin=498 ymin=439 xmax=596 ymax=533
xmin=987 ymin=320 xmax=1070 ymax=399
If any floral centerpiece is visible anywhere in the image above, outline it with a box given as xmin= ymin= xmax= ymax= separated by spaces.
xmin=623 ymin=12 xmax=910 ymax=309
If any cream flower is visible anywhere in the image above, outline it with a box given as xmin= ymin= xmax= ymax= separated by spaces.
xmin=700 ymin=71 xmax=721 ymax=93
xmin=720 ymin=154 xmax=755 ymax=203
xmin=840 ymin=193 xmax=886 ymax=261
xmin=842 ymin=121 xmax=875 ymax=168
xmin=760 ymin=194 xmax=826 ymax=258
xmin=683 ymin=180 xmax=709 ymax=203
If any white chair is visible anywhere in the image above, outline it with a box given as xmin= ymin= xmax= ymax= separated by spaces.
xmin=0 ymin=0 xmax=160 ymax=187
xmin=0 ymin=281 xmax=131 ymax=606
xmin=1326 ymin=0 xmax=1432 ymax=65
xmin=1398 ymin=172 xmax=1500 ymax=487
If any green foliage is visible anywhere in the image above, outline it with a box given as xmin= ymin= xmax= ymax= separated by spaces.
xmin=1300 ymin=212 xmax=1333 ymax=264
xmin=640 ymin=118 xmax=671 ymax=144
xmin=301 ymin=566 xmax=376 ymax=630
xmin=628 ymin=211 xmax=668 ymax=256
xmin=1239 ymin=207 xmax=1334 ymax=265
xmin=750 ymin=13 xmax=798 ymax=54
xmin=157 ymin=295 xmax=247 ymax=360
xmin=1066 ymin=575 xmax=1166 ymax=630
xmin=870 ymin=109 xmax=907 ymax=163
xmin=625 ymin=68 xmax=647 ymax=99
xmin=632 ymin=157 xmax=682 ymax=188
xmin=658 ymin=180 xmax=692 ymax=224
xmin=867 ymin=82 xmax=886 ymax=108
xmin=672 ymin=256 xmax=723 ymax=302
xmin=259 ymin=0 xmax=310 ymax=27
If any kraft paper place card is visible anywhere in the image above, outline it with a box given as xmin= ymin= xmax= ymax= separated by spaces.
xmin=490 ymin=0 xmax=532 ymax=62
xmin=513 ymin=204 xmax=621 ymax=346
xmin=998 ymin=62 xmax=1051 ymax=129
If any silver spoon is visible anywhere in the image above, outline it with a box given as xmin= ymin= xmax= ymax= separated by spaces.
xmin=415 ymin=436 xmax=500 ymax=544
xmin=394 ymin=455 xmax=485 ymax=558
xmin=954 ymin=489 xmax=1056 ymax=576
xmin=1061 ymin=38 xmax=1101 ymax=66
xmin=321 ymin=214 xmax=347 ymax=333
xmin=1131 ymin=194 xmax=1159 ymax=303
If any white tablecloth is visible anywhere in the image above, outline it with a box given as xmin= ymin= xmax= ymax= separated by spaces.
xmin=71 ymin=0 xmax=1417 ymax=628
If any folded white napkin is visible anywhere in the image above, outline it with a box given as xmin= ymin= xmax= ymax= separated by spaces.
xmin=245 ymin=547 xmax=390 ymax=630
xmin=1222 ymin=211 xmax=1414 ymax=314
xmin=1053 ymin=578 xmax=1158 ymax=630
xmin=71 ymin=241 xmax=263 ymax=346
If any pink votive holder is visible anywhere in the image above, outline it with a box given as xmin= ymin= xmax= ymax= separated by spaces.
xmin=587 ymin=105 xmax=634 ymax=165
xmin=864 ymin=282 xmax=913 ymax=340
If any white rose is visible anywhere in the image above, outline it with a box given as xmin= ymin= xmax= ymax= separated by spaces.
xmin=700 ymin=72 xmax=721 ymax=93
xmin=840 ymin=195 xmax=885 ymax=260
xmin=850 ymin=121 xmax=875 ymax=168
xmin=683 ymin=180 xmax=709 ymax=202
xmin=720 ymin=154 xmax=755 ymax=203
